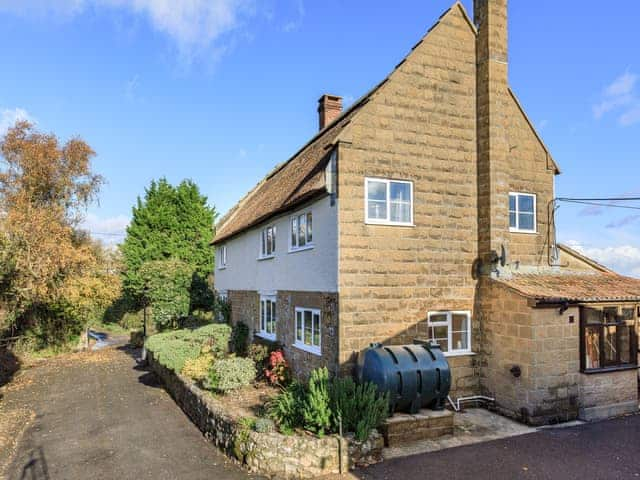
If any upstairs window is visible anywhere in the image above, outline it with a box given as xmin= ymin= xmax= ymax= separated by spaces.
xmin=509 ymin=192 xmax=536 ymax=233
xmin=218 ymin=245 xmax=227 ymax=269
xmin=581 ymin=306 xmax=637 ymax=372
xmin=427 ymin=311 xmax=472 ymax=356
xmin=260 ymin=225 xmax=276 ymax=258
xmin=259 ymin=295 xmax=277 ymax=341
xmin=365 ymin=178 xmax=413 ymax=226
xmin=290 ymin=211 xmax=313 ymax=251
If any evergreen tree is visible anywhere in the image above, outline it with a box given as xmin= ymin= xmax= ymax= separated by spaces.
xmin=121 ymin=178 xmax=216 ymax=306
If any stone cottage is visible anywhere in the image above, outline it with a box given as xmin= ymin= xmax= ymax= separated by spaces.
xmin=213 ymin=0 xmax=639 ymax=425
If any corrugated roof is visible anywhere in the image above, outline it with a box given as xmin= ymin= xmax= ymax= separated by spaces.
xmin=495 ymin=271 xmax=640 ymax=303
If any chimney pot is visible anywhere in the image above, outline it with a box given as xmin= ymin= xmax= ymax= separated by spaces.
xmin=317 ymin=94 xmax=343 ymax=131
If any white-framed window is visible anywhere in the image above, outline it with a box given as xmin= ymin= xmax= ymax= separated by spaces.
xmin=216 ymin=290 xmax=228 ymax=322
xmin=260 ymin=225 xmax=277 ymax=259
xmin=290 ymin=211 xmax=313 ymax=252
xmin=259 ymin=295 xmax=277 ymax=341
xmin=294 ymin=307 xmax=321 ymax=355
xmin=218 ymin=245 xmax=227 ymax=269
xmin=509 ymin=192 xmax=536 ymax=233
xmin=365 ymin=177 xmax=414 ymax=226
xmin=427 ymin=311 xmax=472 ymax=356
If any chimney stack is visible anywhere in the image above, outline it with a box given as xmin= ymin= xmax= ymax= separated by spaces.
xmin=475 ymin=0 xmax=511 ymax=269
xmin=317 ymin=95 xmax=342 ymax=131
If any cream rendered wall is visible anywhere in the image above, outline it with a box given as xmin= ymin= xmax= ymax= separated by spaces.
xmin=214 ymin=195 xmax=338 ymax=293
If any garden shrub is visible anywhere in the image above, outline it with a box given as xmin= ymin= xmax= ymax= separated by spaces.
xmin=248 ymin=343 xmax=269 ymax=376
xmin=302 ymin=367 xmax=332 ymax=437
xmin=207 ymin=357 xmax=256 ymax=392
xmin=264 ymin=350 xmax=290 ymax=386
xmin=230 ymin=321 xmax=249 ymax=356
xmin=254 ymin=417 xmax=275 ymax=433
xmin=145 ymin=323 xmax=231 ymax=373
xmin=182 ymin=354 xmax=214 ymax=382
xmin=331 ymin=377 xmax=390 ymax=442
xmin=267 ymin=381 xmax=306 ymax=435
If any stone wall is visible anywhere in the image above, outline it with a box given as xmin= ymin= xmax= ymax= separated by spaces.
xmin=334 ymin=4 xmax=480 ymax=401
xmin=148 ymin=352 xmax=383 ymax=479
xmin=579 ymin=370 xmax=638 ymax=421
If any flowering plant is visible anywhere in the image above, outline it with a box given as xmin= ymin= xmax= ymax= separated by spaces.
xmin=265 ymin=350 xmax=290 ymax=386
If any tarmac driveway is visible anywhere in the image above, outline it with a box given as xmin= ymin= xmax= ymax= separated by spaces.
xmin=1 ymin=342 xmax=257 ymax=480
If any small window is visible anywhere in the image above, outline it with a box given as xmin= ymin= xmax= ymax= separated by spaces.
xmin=259 ymin=295 xmax=277 ymax=340
xmin=218 ymin=245 xmax=227 ymax=269
xmin=294 ymin=307 xmax=321 ymax=355
xmin=509 ymin=192 xmax=536 ymax=233
xmin=260 ymin=225 xmax=277 ymax=258
xmin=217 ymin=290 xmax=228 ymax=322
xmin=365 ymin=178 xmax=413 ymax=225
xmin=290 ymin=211 xmax=313 ymax=251
xmin=427 ymin=311 xmax=472 ymax=355
xmin=581 ymin=306 xmax=637 ymax=372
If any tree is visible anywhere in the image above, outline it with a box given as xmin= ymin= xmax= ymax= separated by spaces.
xmin=120 ymin=178 xmax=216 ymax=308
xmin=0 ymin=121 xmax=104 ymax=331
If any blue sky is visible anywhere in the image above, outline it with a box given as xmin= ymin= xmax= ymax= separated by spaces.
xmin=1 ymin=0 xmax=639 ymax=276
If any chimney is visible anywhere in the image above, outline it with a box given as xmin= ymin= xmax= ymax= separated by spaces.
xmin=475 ymin=0 xmax=511 ymax=269
xmin=317 ymin=95 xmax=342 ymax=131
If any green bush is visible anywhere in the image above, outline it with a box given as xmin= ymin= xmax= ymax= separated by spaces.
xmin=182 ymin=354 xmax=214 ymax=382
xmin=331 ymin=377 xmax=389 ymax=441
xmin=248 ymin=343 xmax=269 ymax=372
xmin=207 ymin=357 xmax=256 ymax=392
xmin=230 ymin=321 xmax=249 ymax=356
xmin=268 ymin=381 xmax=306 ymax=435
xmin=145 ymin=323 xmax=232 ymax=373
xmin=302 ymin=367 xmax=332 ymax=437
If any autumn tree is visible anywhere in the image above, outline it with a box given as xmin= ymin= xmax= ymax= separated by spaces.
xmin=0 ymin=121 xmax=104 ymax=339
xmin=120 ymin=178 xmax=216 ymax=313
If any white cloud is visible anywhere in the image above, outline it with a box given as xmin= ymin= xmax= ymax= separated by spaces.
xmin=0 ymin=108 xmax=33 ymax=135
xmin=566 ymin=241 xmax=640 ymax=278
xmin=0 ymin=0 xmax=255 ymax=61
xmin=593 ymin=72 xmax=640 ymax=126
xmin=82 ymin=213 xmax=129 ymax=244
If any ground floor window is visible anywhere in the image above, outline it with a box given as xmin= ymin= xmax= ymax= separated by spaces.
xmin=294 ymin=307 xmax=321 ymax=355
xmin=581 ymin=306 xmax=638 ymax=372
xmin=259 ymin=295 xmax=277 ymax=341
xmin=427 ymin=311 xmax=471 ymax=355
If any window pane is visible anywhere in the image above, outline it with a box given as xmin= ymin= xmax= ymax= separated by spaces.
xmin=261 ymin=301 xmax=266 ymax=331
xmin=262 ymin=230 xmax=266 ymax=255
xmin=312 ymin=313 xmax=320 ymax=347
xmin=452 ymin=331 xmax=468 ymax=351
xmin=367 ymin=200 xmax=387 ymax=220
xmin=583 ymin=308 xmax=603 ymax=324
xmin=584 ymin=326 xmax=600 ymax=369
xmin=306 ymin=213 xmax=312 ymax=243
xmin=272 ymin=226 xmax=276 ymax=252
xmin=265 ymin=300 xmax=271 ymax=333
xmin=296 ymin=311 xmax=303 ymax=342
xmin=429 ymin=313 xmax=448 ymax=324
xmin=509 ymin=212 xmax=517 ymax=228
xmin=604 ymin=325 xmax=618 ymax=364
xmin=390 ymin=182 xmax=410 ymax=205
xmin=367 ymin=180 xmax=387 ymax=201
xmin=603 ymin=307 xmax=618 ymax=323
xmin=518 ymin=213 xmax=534 ymax=231
xmin=390 ymin=201 xmax=411 ymax=223
xmin=452 ymin=313 xmax=468 ymax=333
xmin=518 ymin=195 xmax=534 ymax=214
xmin=620 ymin=325 xmax=631 ymax=364
xmin=298 ymin=214 xmax=306 ymax=247
xmin=432 ymin=326 xmax=448 ymax=339
xmin=621 ymin=308 xmax=635 ymax=321
xmin=304 ymin=310 xmax=312 ymax=345
xmin=509 ymin=194 xmax=516 ymax=212
xmin=291 ymin=217 xmax=298 ymax=247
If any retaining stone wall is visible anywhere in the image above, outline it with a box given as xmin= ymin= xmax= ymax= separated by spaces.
xmin=148 ymin=352 xmax=383 ymax=478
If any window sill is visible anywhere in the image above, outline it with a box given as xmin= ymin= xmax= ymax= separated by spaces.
xmin=256 ymin=332 xmax=276 ymax=342
xmin=509 ymin=228 xmax=538 ymax=235
xmin=581 ymin=364 xmax=638 ymax=375
xmin=365 ymin=220 xmax=415 ymax=227
xmin=293 ymin=342 xmax=321 ymax=356
xmin=443 ymin=351 xmax=476 ymax=358
xmin=288 ymin=245 xmax=315 ymax=254
xmin=257 ymin=255 xmax=275 ymax=261
xmin=218 ymin=266 xmax=227 ymax=270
